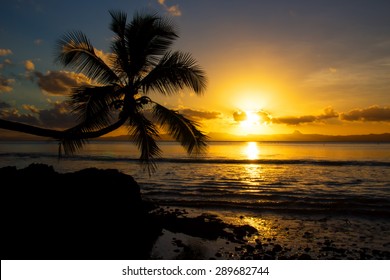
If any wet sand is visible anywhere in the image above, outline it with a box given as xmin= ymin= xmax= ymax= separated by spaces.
xmin=150 ymin=207 xmax=390 ymax=260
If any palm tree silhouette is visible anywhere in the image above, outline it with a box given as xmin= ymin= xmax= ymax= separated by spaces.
xmin=0 ymin=11 xmax=208 ymax=172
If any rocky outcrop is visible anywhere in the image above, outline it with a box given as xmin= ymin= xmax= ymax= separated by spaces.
xmin=1 ymin=164 xmax=161 ymax=260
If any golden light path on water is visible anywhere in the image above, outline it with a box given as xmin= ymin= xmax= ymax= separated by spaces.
xmin=244 ymin=142 xmax=260 ymax=160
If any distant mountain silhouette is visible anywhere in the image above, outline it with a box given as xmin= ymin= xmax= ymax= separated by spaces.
xmin=1 ymin=129 xmax=389 ymax=142
xmin=204 ymin=132 xmax=390 ymax=142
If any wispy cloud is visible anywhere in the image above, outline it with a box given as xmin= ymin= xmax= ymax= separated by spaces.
xmin=0 ymin=59 xmax=12 ymax=70
xmin=0 ymin=75 xmax=15 ymax=93
xmin=22 ymin=104 xmax=39 ymax=114
xmin=157 ymin=0 xmax=182 ymax=16
xmin=0 ymin=49 xmax=12 ymax=56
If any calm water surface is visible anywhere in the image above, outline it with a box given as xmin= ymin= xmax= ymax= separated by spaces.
xmin=1 ymin=141 xmax=389 ymax=218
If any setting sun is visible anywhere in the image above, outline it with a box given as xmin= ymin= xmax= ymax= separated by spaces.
xmin=238 ymin=110 xmax=263 ymax=135
xmin=241 ymin=110 xmax=260 ymax=126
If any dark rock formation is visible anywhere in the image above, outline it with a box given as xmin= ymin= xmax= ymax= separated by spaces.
xmin=1 ymin=163 xmax=161 ymax=260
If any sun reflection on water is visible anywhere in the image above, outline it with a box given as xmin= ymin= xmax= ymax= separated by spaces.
xmin=244 ymin=142 xmax=260 ymax=160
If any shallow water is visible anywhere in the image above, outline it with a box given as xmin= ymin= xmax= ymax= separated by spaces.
xmin=1 ymin=141 xmax=389 ymax=218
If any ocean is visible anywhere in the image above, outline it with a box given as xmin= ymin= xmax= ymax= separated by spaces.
xmin=1 ymin=141 xmax=389 ymax=219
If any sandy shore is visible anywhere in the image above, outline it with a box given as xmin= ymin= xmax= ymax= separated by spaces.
xmin=150 ymin=207 xmax=390 ymax=260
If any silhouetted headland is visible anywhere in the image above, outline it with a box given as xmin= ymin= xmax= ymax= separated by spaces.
xmin=1 ymin=164 xmax=161 ymax=260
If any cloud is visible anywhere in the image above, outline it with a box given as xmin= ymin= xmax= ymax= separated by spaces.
xmin=0 ymin=49 xmax=12 ymax=56
xmin=272 ymin=115 xmax=317 ymax=125
xmin=180 ymin=108 xmax=221 ymax=120
xmin=94 ymin=48 xmax=115 ymax=68
xmin=321 ymin=107 xmax=339 ymax=119
xmin=157 ymin=0 xmax=182 ymax=16
xmin=38 ymin=101 xmax=77 ymax=128
xmin=233 ymin=109 xmax=273 ymax=124
xmin=24 ymin=60 xmax=35 ymax=71
xmin=22 ymin=104 xmax=40 ymax=114
xmin=0 ymin=101 xmax=12 ymax=109
xmin=31 ymin=48 xmax=108 ymax=94
xmin=0 ymin=59 xmax=12 ymax=70
xmin=232 ymin=105 xmax=389 ymax=126
xmin=0 ymin=75 xmax=15 ymax=93
xmin=34 ymin=70 xmax=91 ymax=95
xmin=0 ymin=107 xmax=40 ymax=126
xmin=0 ymin=101 xmax=77 ymax=129
xmin=256 ymin=110 xmax=273 ymax=124
xmin=272 ymin=107 xmax=338 ymax=125
xmin=233 ymin=111 xmax=247 ymax=122
xmin=339 ymin=105 xmax=390 ymax=122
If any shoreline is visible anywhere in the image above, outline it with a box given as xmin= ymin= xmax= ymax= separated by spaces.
xmin=149 ymin=207 xmax=390 ymax=260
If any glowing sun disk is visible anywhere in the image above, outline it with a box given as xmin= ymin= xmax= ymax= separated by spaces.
xmin=241 ymin=111 xmax=260 ymax=128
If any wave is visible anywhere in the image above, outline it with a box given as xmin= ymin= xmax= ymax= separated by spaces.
xmin=158 ymin=158 xmax=390 ymax=167
xmin=147 ymin=196 xmax=390 ymax=218
xmin=1 ymin=152 xmax=389 ymax=167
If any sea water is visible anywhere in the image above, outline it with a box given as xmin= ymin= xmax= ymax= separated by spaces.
xmin=1 ymin=141 xmax=389 ymax=219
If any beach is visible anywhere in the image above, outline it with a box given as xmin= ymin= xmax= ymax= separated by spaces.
xmin=1 ymin=141 xmax=389 ymax=260
xmin=150 ymin=207 xmax=390 ymax=260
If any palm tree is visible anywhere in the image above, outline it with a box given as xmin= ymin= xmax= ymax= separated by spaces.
xmin=0 ymin=11 xmax=208 ymax=173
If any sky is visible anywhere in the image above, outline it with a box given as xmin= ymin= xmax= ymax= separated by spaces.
xmin=1 ymin=0 xmax=390 ymax=139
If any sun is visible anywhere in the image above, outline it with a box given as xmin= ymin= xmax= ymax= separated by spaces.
xmin=239 ymin=110 xmax=262 ymax=134
xmin=241 ymin=111 xmax=260 ymax=126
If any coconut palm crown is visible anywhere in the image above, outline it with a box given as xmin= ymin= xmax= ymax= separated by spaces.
xmin=0 ymin=11 xmax=208 ymax=173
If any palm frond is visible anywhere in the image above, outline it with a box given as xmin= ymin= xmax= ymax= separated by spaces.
xmin=60 ymin=135 xmax=87 ymax=155
xmin=141 ymin=51 xmax=207 ymax=95
xmin=109 ymin=10 xmax=127 ymax=37
xmin=69 ymin=85 xmax=122 ymax=132
xmin=126 ymin=12 xmax=178 ymax=77
xmin=152 ymin=102 xmax=208 ymax=155
xmin=56 ymin=30 xmax=119 ymax=85
xmin=109 ymin=10 xmax=131 ymax=80
xmin=127 ymin=110 xmax=162 ymax=174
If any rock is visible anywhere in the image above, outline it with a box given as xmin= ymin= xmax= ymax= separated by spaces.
xmin=303 ymin=231 xmax=313 ymax=238
xmin=298 ymin=253 xmax=312 ymax=260
xmin=272 ymin=244 xmax=283 ymax=253
xmin=1 ymin=164 xmax=161 ymax=260
xmin=245 ymin=245 xmax=255 ymax=253
xmin=255 ymin=243 xmax=263 ymax=250
xmin=304 ymin=247 xmax=311 ymax=252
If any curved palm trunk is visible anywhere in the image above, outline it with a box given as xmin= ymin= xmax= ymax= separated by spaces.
xmin=0 ymin=117 xmax=127 ymax=140
xmin=0 ymin=119 xmax=63 ymax=139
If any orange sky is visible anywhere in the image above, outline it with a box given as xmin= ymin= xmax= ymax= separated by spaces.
xmin=1 ymin=1 xmax=389 ymax=139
